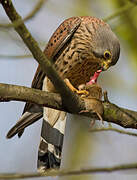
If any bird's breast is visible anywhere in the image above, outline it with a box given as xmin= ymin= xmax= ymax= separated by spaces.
xmin=54 ymin=50 xmax=99 ymax=87
xmin=53 ymin=29 xmax=100 ymax=88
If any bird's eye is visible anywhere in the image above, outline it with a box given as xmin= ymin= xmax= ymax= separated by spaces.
xmin=104 ymin=50 xmax=111 ymax=60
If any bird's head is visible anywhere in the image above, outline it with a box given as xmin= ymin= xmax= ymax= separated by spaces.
xmin=91 ymin=23 xmax=120 ymax=71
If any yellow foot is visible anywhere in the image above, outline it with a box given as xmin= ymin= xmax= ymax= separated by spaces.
xmin=64 ymin=78 xmax=89 ymax=95
xmin=76 ymin=89 xmax=89 ymax=95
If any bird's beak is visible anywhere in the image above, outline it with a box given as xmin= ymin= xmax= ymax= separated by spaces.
xmin=101 ymin=60 xmax=111 ymax=71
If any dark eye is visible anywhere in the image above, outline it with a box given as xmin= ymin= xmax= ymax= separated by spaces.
xmin=104 ymin=50 xmax=111 ymax=60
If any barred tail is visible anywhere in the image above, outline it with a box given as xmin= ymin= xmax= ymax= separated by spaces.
xmin=37 ymin=108 xmax=66 ymax=172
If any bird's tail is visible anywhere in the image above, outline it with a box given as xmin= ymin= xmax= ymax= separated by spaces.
xmin=38 ymin=77 xmax=66 ymax=171
xmin=37 ymin=108 xmax=66 ymax=172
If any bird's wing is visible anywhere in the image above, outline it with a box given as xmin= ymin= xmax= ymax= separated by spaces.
xmin=7 ymin=109 xmax=42 ymax=138
xmin=7 ymin=17 xmax=81 ymax=139
xmin=44 ymin=17 xmax=81 ymax=60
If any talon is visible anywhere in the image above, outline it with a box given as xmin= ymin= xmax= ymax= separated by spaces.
xmin=64 ymin=78 xmax=78 ymax=92
xmin=76 ymin=89 xmax=89 ymax=95
xmin=64 ymin=78 xmax=89 ymax=95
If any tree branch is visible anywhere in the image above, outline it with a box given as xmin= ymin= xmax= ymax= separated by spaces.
xmin=0 ymin=83 xmax=63 ymax=111
xmin=103 ymin=101 xmax=137 ymax=129
xmin=0 ymin=82 xmax=137 ymax=131
xmin=90 ymin=127 xmax=137 ymax=137
xmin=0 ymin=0 xmax=84 ymax=113
xmin=0 ymin=162 xmax=137 ymax=178
xmin=0 ymin=0 xmax=46 ymax=28
xmin=0 ymin=54 xmax=32 ymax=59
xmin=103 ymin=0 xmax=137 ymax=22
xmin=0 ymin=0 xmax=137 ymax=130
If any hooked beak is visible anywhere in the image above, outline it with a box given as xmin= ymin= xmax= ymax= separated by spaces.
xmin=101 ymin=60 xmax=111 ymax=71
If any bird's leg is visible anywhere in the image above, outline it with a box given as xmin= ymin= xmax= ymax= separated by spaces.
xmin=64 ymin=78 xmax=89 ymax=95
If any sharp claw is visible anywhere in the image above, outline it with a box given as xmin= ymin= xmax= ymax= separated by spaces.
xmin=76 ymin=90 xmax=89 ymax=95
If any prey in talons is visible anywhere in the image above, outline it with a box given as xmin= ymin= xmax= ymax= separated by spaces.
xmin=64 ymin=69 xmax=104 ymax=127
xmin=78 ymin=70 xmax=104 ymax=127
xmin=64 ymin=78 xmax=89 ymax=95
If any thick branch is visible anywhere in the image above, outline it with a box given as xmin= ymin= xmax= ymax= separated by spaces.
xmin=0 ymin=83 xmax=63 ymax=111
xmin=103 ymin=101 xmax=137 ymax=129
xmin=0 ymin=83 xmax=137 ymax=130
xmin=1 ymin=1 xmax=137 ymax=130
xmin=0 ymin=0 xmax=83 ymax=113
xmin=0 ymin=163 xmax=137 ymax=178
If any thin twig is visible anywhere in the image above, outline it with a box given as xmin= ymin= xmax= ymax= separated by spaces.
xmin=0 ymin=0 xmax=46 ymax=28
xmin=103 ymin=2 xmax=137 ymax=22
xmin=0 ymin=163 xmax=137 ymax=178
xmin=90 ymin=127 xmax=137 ymax=137
xmin=0 ymin=54 xmax=32 ymax=59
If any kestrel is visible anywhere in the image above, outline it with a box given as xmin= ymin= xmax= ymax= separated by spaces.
xmin=7 ymin=16 xmax=120 ymax=171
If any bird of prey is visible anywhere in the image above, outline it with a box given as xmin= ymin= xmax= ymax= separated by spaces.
xmin=7 ymin=16 xmax=120 ymax=171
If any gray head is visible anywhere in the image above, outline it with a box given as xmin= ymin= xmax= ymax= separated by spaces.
xmin=91 ymin=23 xmax=120 ymax=71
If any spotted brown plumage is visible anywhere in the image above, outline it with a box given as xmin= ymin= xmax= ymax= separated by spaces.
xmin=7 ymin=16 xmax=120 ymax=171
